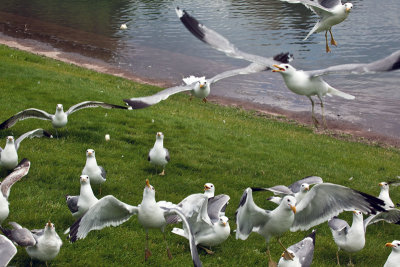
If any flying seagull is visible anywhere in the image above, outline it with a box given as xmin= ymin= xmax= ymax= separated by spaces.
xmin=25 ymin=221 xmax=63 ymax=267
xmin=176 ymin=7 xmax=400 ymax=128
xmin=0 ymin=235 xmax=17 ymax=267
xmin=278 ymin=230 xmax=316 ymax=267
xmin=277 ymin=0 xmax=353 ymax=52
xmin=384 ymin=240 xmax=400 ymax=267
xmin=0 ymin=129 xmax=51 ymax=170
xmin=67 ymin=179 xmax=202 ymax=267
xmin=123 ymin=60 xmax=290 ymax=109
xmin=0 ymin=101 xmax=128 ymax=136
xmin=0 ymin=158 xmax=31 ymax=225
xmin=82 ymin=149 xmax=106 ymax=195
xmin=65 ymin=175 xmax=98 ymax=219
xmin=148 ymin=132 xmax=170 ymax=176
xmin=235 ymin=185 xmax=385 ymax=266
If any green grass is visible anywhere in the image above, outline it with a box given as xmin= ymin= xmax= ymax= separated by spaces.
xmin=0 ymin=44 xmax=399 ymax=266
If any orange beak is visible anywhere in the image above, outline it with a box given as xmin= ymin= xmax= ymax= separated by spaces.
xmin=204 ymin=185 xmax=211 ymax=191
xmin=272 ymin=64 xmax=285 ymax=72
xmin=47 ymin=221 xmax=52 ymax=227
xmin=386 ymin=243 xmax=395 ymax=248
xmin=146 ymin=179 xmax=151 ymax=188
xmin=379 ymin=182 xmax=384 ymax=186
xmin=290 ymin=205 xmax=296 ymax=214
xmin=353 ymin=210 xmax=358 ymax=214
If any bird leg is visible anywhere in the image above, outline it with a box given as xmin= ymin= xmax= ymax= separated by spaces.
xmin=266 ymin=246 xmax=277 ymax=267
xmin=162 ymin=230 xmax=173 ymax=260
xmin=277 ymin=238 xmax=294 ymax=261
xmin=46 ymin=261 xmax=49 ymax=267
xmin=329 ymin=29 xmax=338 ymax=46
xmin=199 ymin=245 xmax=214 ymax=254
xmin=347 ymin=254 xmax=354 ymax=266
xmin=308 ymin=96 xmax=319 ymax=127
xmin=325 ymin=31 xmax=331 ymax=53
xmin=317 ymin=95 xmax=327 ymax=128
xmin=189 ymin=95 xmax=193 ymax=101
xmin=145 ymin=230 xmax=152 ymax=261
xmin=159 ymin=169 xmax=165 ymax=176
xmin=99 ymin=184 xmax=102 ymax=196
xmin=202 ymin=98 xmax=208 ymax=103
xmin=336 ymin=250 xmax=340 ymax=265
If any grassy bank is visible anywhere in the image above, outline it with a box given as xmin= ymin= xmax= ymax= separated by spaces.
xmin=0 ymin=44 xmax=399 ymax=266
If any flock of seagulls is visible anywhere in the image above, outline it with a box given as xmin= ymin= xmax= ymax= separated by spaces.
xmin=1 ymin=2 xmax=400 ymax=266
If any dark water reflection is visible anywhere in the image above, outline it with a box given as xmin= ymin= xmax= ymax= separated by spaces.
xmin=0 ymin=0 xmax=399 ymax=138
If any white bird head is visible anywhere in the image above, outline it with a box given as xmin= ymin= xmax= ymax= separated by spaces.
xmin=379 ymin=182 xmax=390 ymax=191
xmin=198 ymin=80 xmax=208 ymax=90
xmin=204 ymin=183 xmax=215 ymax=197
xmin=6 ymin=136 xmax=14 ymax=144
xmin=86 ymin=149 xmax=95 ymax=158
xmin=282 ymin=195 xmax=297 ymax=214
xmin=300 ymin=183 xmax=310 ymax=192
xmin=352 ymin=210 xmax=363 ymax=220
xmin=344 ymin=3 xmax=353 ymax=12
xmin=386 ymin=240 xmax=400 ymax=252
xmin=219 ymin=216 xmax=229 ymax=227
xmin=80 ymin=175 xmax=90 ymax=184
xmin=272 ymin=64 xmax=297 ymax=76
xmin=156 ymin=132 xmax=164 ymax=140
xmin=56 ymin=104 xmax=63 ymax=111
xmin=45 ymin=221 xmax=56 ymax=232
xmin=144 ymin=179 xmax=155 ymax=197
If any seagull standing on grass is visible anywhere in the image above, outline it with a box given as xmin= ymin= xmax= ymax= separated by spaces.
xmin=25 ymin=221 xmax=62 ymax=267
xmin=0 ymin=235 xmax=17 ymax=266
xmin=235 ymin=184 xmax=385 ymax=266
xmin=0 ymin=129 xmax=51 ymax=170
xmin=0 ymin=158 xmax=31 ymax=225
xmin=0 ymin=101 xmax=128 ymax=137
xmin=176 ymin=7 xmax=400 ymax=128
xmin=278 ymin=230 xmax=316 ymax=267
xmin=82 ymin=149 xmax=106 ymax=195
xmin=65 ymin=175 xmax=98 ymax=218
xmin=384 ymin=240 xmax=400 ymax=267
xmin=148 ymin=132 xmax=170 ymax=176
xmin=67 ymin=179 xmax=202 ymax=267
xmin=378 ymin=182 xmax=395 ymax=209
xmin=277 ymin=0 xmax=353 ymax=52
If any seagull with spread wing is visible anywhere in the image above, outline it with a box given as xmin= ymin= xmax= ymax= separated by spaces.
xmin=278 ymin=230 xmax=316 ymax=267
xmin=176 ymin=7 xmax=400 ymax=128
xmin=277 ymin=0 xmax=353 ymax=52
xmin=0 ymin=158 xmax=30 ymax=225
xmin=0 ymin=129 xmax=52 ymax=170
xmin=0 ymin=235 xmax=17 ymax=266
xmin=67 ymin=179 xmax=202 ymax=267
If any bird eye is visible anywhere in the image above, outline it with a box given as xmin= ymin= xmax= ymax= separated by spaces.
xmin=285 ymin=66 xmax=289 ymax=69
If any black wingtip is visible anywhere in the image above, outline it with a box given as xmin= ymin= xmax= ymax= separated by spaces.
xmin=17 ymin=158 xmax=30 ymax=167
xmin=178 ymin=8 xmax=206 ymax=42
xmin=273 ymin=52 xmax=294 ymax=64
xmin=390 ymin=54 xmax=400 ymax=71
xmin=355 ymin=189 xmax=386 ymax=214
xmin=43 ymin=130 xmax=53 ymax=138
xmin=67 ymin=217 xmax=82 ymax=243
xmin=0 ymin=117 xmax=12 ymax=130
xmin=250 ymin=187 xmax=268 ymax=192
xmin=123 ymin=99 xmax=152 ymax=109
xmin=307 ymin=230 xmax=316 ymax=245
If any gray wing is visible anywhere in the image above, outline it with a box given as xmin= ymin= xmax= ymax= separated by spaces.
xmin=98 ymin=166 xmax=106 ymax=179
xmin=15 ymin=128 xmax=52 ymax=150
xmin=0 ymin=158 xmax=30 ymax=199
xmin=68 ymin=195 xmax=138 ymax=242
xmin=208 ymin=63 xmax=270 ymax=84
xmin=288 ymin=176 xmax=324 ymax=193
xmin=0 ymin=235 xmax=17 ymax=267
xmin=123 ymin=84 xmax=194 ymax=109
xmin=163 ymin=208 xmax=202 ymax=267
xmin=176 ymin=7 xmax=293 ymax=68
xmin=0 ymin=108 xmax=53 ymax=130
xmin=167 ymin=194 xmax=207 ymax=224
xmin=306 ymin=50 xmax=400 ymax=77
xmin=165 ymin=149 xmax=170 ymax=162
xmin=291 ymin=183 xmax=386 ymax=231
xmin=254 ymin=185 xmax=293 ymax=196
xmin=278 ymin=0 xmax=339 ymax=15
xmin=66 ymin=195 xmax=79 ymax=214
xmin=363 ymin=209 xmax=400 ymax=232
xmin=288 ymin=230 xmax=316 ymax=267
xmin=66 ymin=101 xmax=128 ymax=115
xmin=328 ymin=216 xmax=349 ymax=232
xmin=1 ymin=222 xmax=36 ymax=247
xmin=207 ymin=194 xmax=230 ymax=223
xmin=235 ymin=188 xmax=271 ymax=240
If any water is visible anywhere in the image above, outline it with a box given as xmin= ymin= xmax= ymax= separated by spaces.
xmin=0 ymin=0 xmax=399 ymax=138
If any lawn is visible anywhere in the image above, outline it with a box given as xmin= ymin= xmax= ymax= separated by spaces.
xmin=0 ymin=44 xmax=399 ymax=266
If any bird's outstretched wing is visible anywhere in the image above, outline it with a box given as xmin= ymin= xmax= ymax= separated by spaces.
xmin=176 ymin=7 xmax=293 ymax=68
xmin=288 ymin=230 xmax=316 ymax=267
xmin=123 ymin=84 xmax=194 ymax=109
xmin=288 ymin=176 xmax=324 ymax=193
xmin=0 ymin=235 xmax=17 ymax=267
xmin=166 ymin=193 xmax=207 ymax=224
xmin=14 ymin=128 xmax=52 ymax=150
xmin=363 ymin=208 xmax=400 ymax=232
xmin=292 ymin=183 xmax=386 ymax=231
xmin=277 ymin=0 xmax=339 ymax=16
xmin=306 ymin=50 xmax=400 ymax=77
xmin=67 ymin=195 xmax=138 ymax=242
xmin=0 ymin=158 xmax=30 ymax=199
xmin=235 ymin=188 xmax=271 ymax=240
xmin=0 ymin=222 xmax=36 ymax=247
xmin=207 ymin=194 xmax=230 ymax=223
xmin=0 ymin=108 xmax=53 ymax=130
xmin=253 ymin=185 xmax=294 ymax=196
xmin=163 ymin=207 xmax=202 ymax=267
xmin=208 ymin=63 xmax=270 ymax=84
xmin=66 ymin=101 xmax=128 ymax=115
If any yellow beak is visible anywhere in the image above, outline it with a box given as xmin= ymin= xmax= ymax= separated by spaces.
xmin=272 ymin=64 xmax=285 ymax=72
xmin=386 ymin=243 xmax=395 ymax=247
xmin=290 ymin=205 xmax=296 ymax=214
xmin=346 ymin=7 xmax=351 ymax=12
xmin=379 ymin=183 xmax=384 ymax=186
xmin=146 ymin=179 xmax=150 ymax=188
xmin=204 ymin=185 xmax=210 ymax=191
xmin=47 ymin=221 xmax=52 ymax=227
xmin=199 ymin=84 xmax=204 ymax=88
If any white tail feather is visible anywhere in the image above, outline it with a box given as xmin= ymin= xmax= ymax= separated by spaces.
xmin=304 ymin=21 xmax=321 ymax=41
xmin=328 ymin=87 xmax=355 ymax=100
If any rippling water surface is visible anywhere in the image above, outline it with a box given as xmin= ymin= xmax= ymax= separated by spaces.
xmin=0 ymin=0 xmax=399 ymax=137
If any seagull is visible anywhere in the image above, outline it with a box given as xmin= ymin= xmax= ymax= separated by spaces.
xmin=384 ymin=240 xmax=400 ymax=267
xmin=277 ymin=0 xmax=353 ymax=52
xmin=328 ymin=211 xmax=365 ymax=266
xmin=0 ymin=158 xmax=31 ymax=225
xmin=203 ymin=183 xmax=215 ymax=198
xmin=378 ymin=182 xmax=395 ymax=209
xmin=176 ymin=7 xmax=400 ymax=128
xmin=120 ymin=23 xmax=127 ymax=30
xmin=0 ymin=235 xmax=17 ymax=266
xmin=26 ymin=221 xmax=63 ymax=267
xmin=148 ymin=132 xmax=170 ymax=176
xmin=277 ymin=230 xmax=316 ymax=267
xmin=123 ymin=62 xmax=286 ymax=109
xmin=65 ymin=175 xmax=98 ymax=219
xmin=172 ymin=194 xmax=230 ymax=254
xmin=1 ymin=221 xmax=36 ymax=247
xmin=82 ymin=149 xmax=106 ymax=194
xmin=0 ymin=129 xmax=51 ymax=170
xmin=67 ymin=179 xmax=202 ymax=267
xmin=0 ymin=101 xmax=128 ymax=136
xmin=235 ymin=185 xmax=385 ymax=266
